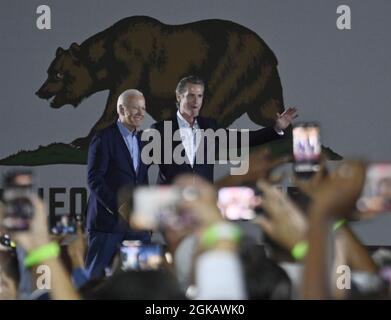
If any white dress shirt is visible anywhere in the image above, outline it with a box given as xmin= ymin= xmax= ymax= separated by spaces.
xmin=176 ymin=111 xmax=202 ymax=167
xmin=117 ymin=120 xmax=139 ymax=172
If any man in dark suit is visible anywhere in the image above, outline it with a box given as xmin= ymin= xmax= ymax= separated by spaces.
xmin=150 ymin=76 xmax=298 ymax=184
xmin=85 ymin=89 xmax=151 ymax=279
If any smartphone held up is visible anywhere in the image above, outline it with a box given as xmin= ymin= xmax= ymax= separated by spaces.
xmin=292 ymin=122 xmax=322 ymax=179
xmin=49 ymin=213 xmax=77 ymax=235
xmin=357 ymin=163 xmax=391 ymax=214
xmin=120 ymin=241 xmax=164 ymax=271
xmin=132 ymin=186 xmax=199 ymax=230
xmin=217 ymin=186 xmax=262 ymax=221
xmin=1 ymin=171 xmax=34 ymax=232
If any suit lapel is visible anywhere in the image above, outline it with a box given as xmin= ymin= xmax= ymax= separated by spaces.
xmin=193 ymin=117 xmax=208 ymax=168
xmin=171 ymin=116 xmax=182 ymax=150
xmin=136 ymin=131 xmax=145 ymax=177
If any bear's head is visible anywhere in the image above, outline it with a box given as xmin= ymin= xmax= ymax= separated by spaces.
xmin=36 ymin=43 xmax=94 ymax=108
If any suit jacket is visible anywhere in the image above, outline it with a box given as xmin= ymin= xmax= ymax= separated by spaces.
xmin=151 ymin=116 xmax=283 ymax=184
xmin=86 ymin=123 xmax=149 ymax=233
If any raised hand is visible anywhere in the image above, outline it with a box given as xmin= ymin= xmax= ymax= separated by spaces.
xmin=309 ymin=160 xmax=366 ymax=219
xmin=174 ymin=174 xmax=222 ymax=230
xmin=12 ymin=196 xmax=51 ymax=252
xmin=293 ymin=157 xmax=328 ymax=198
xmin=255 ymin=180 xmax=307 ymax=251
xmin=275 ymin=107 xmax=298 ymax=131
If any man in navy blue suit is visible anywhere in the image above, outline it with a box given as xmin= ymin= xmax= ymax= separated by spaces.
xmin=151 ymin=76 xmax=298 ymax=184
xmin=85 ymin=89 xmax=151 ymax=279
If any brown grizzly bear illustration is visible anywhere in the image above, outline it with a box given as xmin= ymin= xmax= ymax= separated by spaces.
xmin=36 ymin=16 xmax=284 ymax=149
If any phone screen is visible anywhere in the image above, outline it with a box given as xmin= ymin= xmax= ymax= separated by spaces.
xmin=217 ymin=187 xmax=262 ymax=220
xmin=49 ymin=214 xmax=77 ymax=235
xmin=0 ymin=234 xmax=16 ymax=250
xmin=293 ymin=123 xmax=321 ymax=176
xmin=2 ymin=171 xmax=34 ymax=231
xmin=356 ymin=163 xmax=391 ymax=214
xmin=120 ymin=242 xmax=163 ymax=271
xmin=132 ymin=186 xmax=181 ymax=229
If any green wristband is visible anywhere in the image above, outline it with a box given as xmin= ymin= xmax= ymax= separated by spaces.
xmin=200 ymin=222 xmax=242 ymax=249
xmin=333 ymin=219 xmax=347 ymax=231
xmin=291 ymin=241 xmax=309 ymax=261
xmin=290 ymin=220 xmax=346 ymax=261
xmin=24 ymin=242 xmax=60 ymax=268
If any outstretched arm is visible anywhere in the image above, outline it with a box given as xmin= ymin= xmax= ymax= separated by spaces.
xmin=220 ymin=107 xmax=298 ymax=149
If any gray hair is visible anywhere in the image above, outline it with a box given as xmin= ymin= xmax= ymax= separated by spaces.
xmin=117 ymin=89 xmax=144 ymax=112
